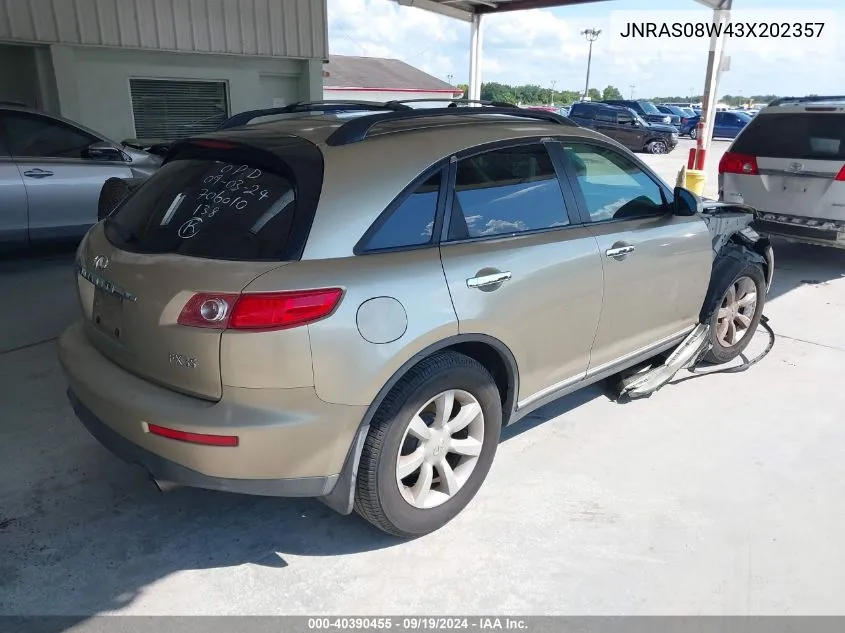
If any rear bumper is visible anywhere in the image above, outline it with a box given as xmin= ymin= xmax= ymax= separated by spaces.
xmin=755 ymin=213 xmax=845 ymax=249
xmin=59 ymin=320 xmax=367 ymax=496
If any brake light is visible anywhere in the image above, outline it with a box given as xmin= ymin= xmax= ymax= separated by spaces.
xmin=191 ymin=139 xmax=237 ymax=149
xmin=835 ymin=164 xmax=845 ymax=181
xmin=177 ymin=289 xmax=343 ymax=330
xmin=719 ymin=152 xmax=759 ymax=175
xmin=147 ymin=424 xmax=239 ymax=447
xmin=230 ymin=289 xmax=343 ymax=330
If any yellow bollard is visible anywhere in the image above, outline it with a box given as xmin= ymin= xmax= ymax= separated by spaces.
xmin=685 ymin=169 xmax=706 ymax=196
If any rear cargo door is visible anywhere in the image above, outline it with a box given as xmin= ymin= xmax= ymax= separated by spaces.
xmin=724 ymin=111 xmax=845 ymax=220
xmin=78 ymin=137 xmax=323 ymax=400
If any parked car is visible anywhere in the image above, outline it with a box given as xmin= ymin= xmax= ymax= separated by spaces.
xmin=602 ymin=99 xmax=677 ymax=126
xmin=681 ymin=110 xmax=752 ymax=139
xmin=0 ymin=104 xmax=161 ymax=248
xmin=719 ymin=96 xmax=845 ymax=248
xmin=657 ymin=104 xmax=693 ymax=129
xmin=61 ymin=102 xmax=772 ymax=538
xmin=568 ymin=101 xmax=679 ymax=154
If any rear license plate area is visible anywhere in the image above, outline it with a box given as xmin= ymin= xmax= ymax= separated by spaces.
xmin=92 ymin=288 xmax=123 ymax=341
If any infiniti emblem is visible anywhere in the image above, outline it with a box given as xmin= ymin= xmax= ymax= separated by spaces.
xmin=93 ymin=255 xmax=109 ymax=270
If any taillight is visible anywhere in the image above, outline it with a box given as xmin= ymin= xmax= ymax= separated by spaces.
xmin=177 ymin=288 xmax=343 ymax=330
xmin=719 ymin=152 xmax=759 ymax=175
xmin=230 ymin=289 xmax=343 ymax=330
xmin=147 ymin=423 xmax=239 ymax=447
xmin=177 ymin=293 xmax=239 ymax=329
xmin=835 ymin=164 xmax=845 ymax=181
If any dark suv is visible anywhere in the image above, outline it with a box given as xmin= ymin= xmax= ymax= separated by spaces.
xmin=603 ymin=99 xmax=678 ymax=127
xmin=568 ymin=102 xmax=679 ymax=154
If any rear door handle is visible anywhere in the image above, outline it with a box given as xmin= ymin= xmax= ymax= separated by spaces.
xmin=467 ymin=271 xmax=512 ymax=290
xmin=23 ymin=169 xmax=54 ymax=179
xmin=606 ymin=245 xmax=635 ymax=258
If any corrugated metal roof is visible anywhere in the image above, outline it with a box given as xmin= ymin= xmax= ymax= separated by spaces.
xmin=324 ymin=55 xmax=455 ymax=91
xmin=0 ymin=0 xmax=328 ymax=59
xmin=393 ymin=0 xmax=730 ymax=21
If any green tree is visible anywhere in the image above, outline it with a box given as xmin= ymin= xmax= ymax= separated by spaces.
xmin=587 ymin=88 xmax=602 ymax=101
xmin=602 ymin=85 xmax=623 ymax=100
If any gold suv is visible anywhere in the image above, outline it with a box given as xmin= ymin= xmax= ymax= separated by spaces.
xmin=60 ymin=101 xmax=772 ymax=537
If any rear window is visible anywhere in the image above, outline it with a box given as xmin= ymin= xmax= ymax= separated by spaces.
xmin=733 ymin=113 xmax=845 ymax=160
xmin=105 ymin=139 xmax=323 ymax=260
xmin=638 ymin=101 xmax=660 ymax=115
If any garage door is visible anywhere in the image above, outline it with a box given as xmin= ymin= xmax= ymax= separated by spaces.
xmin=129 ymin=78 xmax=229 ymax=142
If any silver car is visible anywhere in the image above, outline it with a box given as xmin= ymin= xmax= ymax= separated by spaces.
xmin=0 ymin=104 xmax=160 ymax=248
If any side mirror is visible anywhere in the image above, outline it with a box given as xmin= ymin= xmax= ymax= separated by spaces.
xmin=673 ymin=186 xmax=702 ymax=216
xmin=83 ymin=141 xmax=125 ymax=162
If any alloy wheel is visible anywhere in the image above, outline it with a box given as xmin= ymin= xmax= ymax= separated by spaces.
xmin=395 ymin=389 xmax=485 ymax=509
xmin=716 ymin=275 xmax=758 ymax=347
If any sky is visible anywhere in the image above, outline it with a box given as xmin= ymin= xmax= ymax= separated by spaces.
xmin=327 ymin=0 xmax=844 ymax=98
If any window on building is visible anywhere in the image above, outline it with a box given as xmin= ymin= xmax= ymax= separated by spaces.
xmin=130 ymin=79 xmax=229 ymax=142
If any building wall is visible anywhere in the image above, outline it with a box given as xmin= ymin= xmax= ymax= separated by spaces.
xmin=0 ymin=0 xmax=327 ymax=59
xmin=52 ymin=45 xmax=317 ymax=141
xmin=0 ymin=44 xmax=39 ymax=106
xmin=323 ymin=89 xmax=458 ymax=104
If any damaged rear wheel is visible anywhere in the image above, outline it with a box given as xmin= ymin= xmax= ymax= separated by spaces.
xmin=704 ymin=264 xmax=766 ymax=364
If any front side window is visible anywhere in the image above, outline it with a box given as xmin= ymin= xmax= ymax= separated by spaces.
xmin=448 ymin=144 xmax=570 ymax=240
xmin=361 ymin=171 xmax=440 ymax=251
xmin=2 ymin=113 xmax=97 ymax=159
xmin=561 ymin=143 xmax=666 ymax=222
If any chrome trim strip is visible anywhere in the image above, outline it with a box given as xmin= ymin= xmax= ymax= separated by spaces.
xmin=584 ymin=326 xmax=695 ymax=379
xmin=516 ymin=325 xmax=695 ymax=410
xmin=76 ymin=263 xmax=138 ymax=302
xmin=516 ymin=373 xmax=584 ymax=410
xmin=759 ymin=168 xmax=835 ymax=179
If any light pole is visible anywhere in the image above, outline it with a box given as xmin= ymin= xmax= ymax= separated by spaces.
xmin=630 ymin=84 xmax=636 ymax=99
xmin=581 ymin=28 xmax=601 ymax=100
xmin=447 ymin=73 xmax=454 ymax=86
xmin=550 ymin=80 xmax=557 ymax=105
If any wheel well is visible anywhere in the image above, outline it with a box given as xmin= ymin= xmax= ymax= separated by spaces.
xmin=447 ymin=341 xmax=515 ymax=421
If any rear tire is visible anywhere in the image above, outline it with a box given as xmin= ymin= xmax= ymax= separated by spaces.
xmin=689 ymin=127 xmax=698 ymax=140
xmin=354 ymin=351 xmax=502 ymax=538
xmin=704 ymin=264 xmax=766 ymax=364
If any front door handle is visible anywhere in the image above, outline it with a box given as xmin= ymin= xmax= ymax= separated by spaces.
xmin=606 ymin=244 xmax=635 ymax=259
xmin=467 ymin=270 xmax=512 ymax=290
xmin=23 ymin=168 xmax=54 ymax=179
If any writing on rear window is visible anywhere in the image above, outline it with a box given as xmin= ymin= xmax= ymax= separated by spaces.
xmin=170 ymin=163 xmax=278 ymax=240
xmin=106 ymin=158 xmax=297 ymax=260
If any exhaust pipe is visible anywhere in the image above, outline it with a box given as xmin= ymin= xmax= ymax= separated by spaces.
xmin=152 ymin=478 xmax=183 ymax=493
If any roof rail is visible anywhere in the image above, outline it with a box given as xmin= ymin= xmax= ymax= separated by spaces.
xmin=324 ymin=107 xmax=576 ymax=147
xmin=219 ymin=100 xmax=412 ymax=129
xmin=385 ymin=98 xmax=520 ymax=109
xmin=768 ymin=95 xmax=845 ymax=107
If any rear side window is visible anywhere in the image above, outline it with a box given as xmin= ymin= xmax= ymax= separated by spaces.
xmin=732 ymin=113 xmax=845 ymax=160
xmin=448 ymin=143 xmax=569 ymax=240
xmin=107 ymin=159 xmax=296 ymax=259
xmin=360 ymin=171 xmax=440 ymax=251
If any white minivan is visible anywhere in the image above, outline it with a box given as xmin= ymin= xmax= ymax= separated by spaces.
xmin=718 ymin=96 xmax=845 ymax=248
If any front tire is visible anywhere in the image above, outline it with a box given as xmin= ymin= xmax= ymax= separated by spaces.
xmin=647 ymin=140 xmax=668 ymax=154
xmin=354 ymin=352 xmax=502 ymax=538
xmin=704 ymin=264 xmax=766 ymax=364
xmin=689 ymin=127 xmax=698 ymax=140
